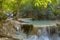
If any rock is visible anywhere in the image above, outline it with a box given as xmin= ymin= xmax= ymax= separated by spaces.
xmin=10 ymin=20 xmax=21 ymax=31
xmin=0 ymin=37 xmax=19 ymax=40
xmin=21 ymin=24 xmax=33 ymax=35
xmin=46 ymin=26 xmax=57 ymax=36
xmin=56 ymin=24 xmax=60 ymax=36
xmin=57 ymin=24 xmax=60 ymax=31
xmin=30 ymin=27 xmax=39 ymax=35
xmin=0 ymin=21 xmax=19 ymax=40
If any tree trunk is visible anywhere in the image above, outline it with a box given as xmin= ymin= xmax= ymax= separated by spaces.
xmin=0 ymin=0 xmax=3 ymax=14
xmin=13 ymin=0 xmax=21 ymax=20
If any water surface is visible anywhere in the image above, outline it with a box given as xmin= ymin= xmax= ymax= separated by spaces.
xmin=27 ymin=20 xmax=57 ymax=25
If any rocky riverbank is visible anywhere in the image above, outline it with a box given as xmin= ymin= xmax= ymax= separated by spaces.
xmin=0 ymin=20 xmax=19 ymax=40
xmin=0 ymin=20 xmax=60 ymax=40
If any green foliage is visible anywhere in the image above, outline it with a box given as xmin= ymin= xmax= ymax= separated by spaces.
xmin=0 ymin=13 xmax=7 ymax=20
xmin=19 ymin=0 xmax=58 ymax=20
xmin=2 ymin=0 xmax=57 ymax=13
xmin=34 ymin=0 xmax=51 ymax=8
xmin=1 ymin=0 xmax=60 ymax=20
xmin=2 ymin=0 xmax=18 ymax=12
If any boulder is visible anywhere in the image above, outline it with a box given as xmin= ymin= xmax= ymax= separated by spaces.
xmin=0 ymin=21 xmax=19 ymax=40
xmin=46 ymin=26 xmax=57 ymax=36
xmin=21 ymin=24 xmax=33 ymax=35
xmin=57 ymin=24 xmax=60 ymax=36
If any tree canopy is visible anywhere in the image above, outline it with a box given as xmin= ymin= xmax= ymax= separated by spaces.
xmin=0 ymin=0 xmax=60 ymax=20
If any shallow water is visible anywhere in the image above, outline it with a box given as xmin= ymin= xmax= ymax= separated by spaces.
xmin=26 ymin=20 xmax=57 ymax=25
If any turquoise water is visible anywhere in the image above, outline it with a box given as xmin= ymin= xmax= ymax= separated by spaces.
xmin=27 ymin=20 xmax=57 ymax=25
xmin=18 ymin=18 xmax=57 ymax=25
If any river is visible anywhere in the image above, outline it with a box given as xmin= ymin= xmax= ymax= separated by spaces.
xmin=15 ymin=20 xmax=60 ymax=40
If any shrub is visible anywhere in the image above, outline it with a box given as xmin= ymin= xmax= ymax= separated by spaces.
xmin=0 ymin=13 xmax=7 ymax=21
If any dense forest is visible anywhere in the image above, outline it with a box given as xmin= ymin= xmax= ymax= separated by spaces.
xmin=0 ymin=0 xmax=60 ymax=20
